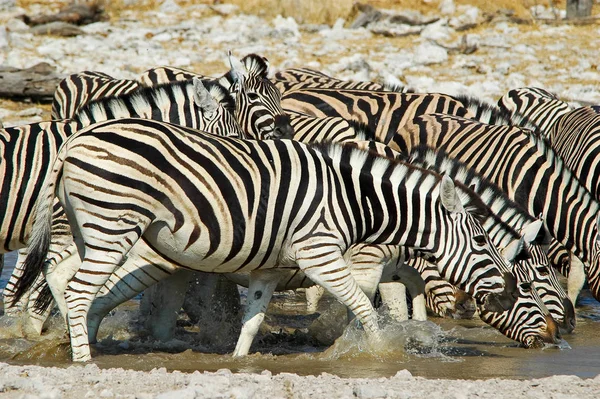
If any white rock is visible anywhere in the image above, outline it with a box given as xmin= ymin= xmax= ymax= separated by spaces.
xmin=413 ymin=42 xmax=448 ymax=65
xmin=420 ymin=19 xmax=453 ymax=41
xmin=0 ymin=25 xmax=8 ymax=48
xmin=439 ymin=0 xmax=455 ymax=15
xmin=160 ymin=0 xmax=181 ymax=13
xmin=272 ymin=15 xmax=300 ymax=39
xmin=152 ymin=32 xmax=173 ymax=42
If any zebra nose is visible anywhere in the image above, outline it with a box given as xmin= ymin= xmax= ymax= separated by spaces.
xmin=273 ymin=114 xmax=294 ymax=139
xmin=543 ymin=314 xmax=561 ymax=344
xmin=559 ymin=297 xmax=576 ymax=334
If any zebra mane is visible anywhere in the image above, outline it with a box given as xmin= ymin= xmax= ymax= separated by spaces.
xmin=383 ymin=82 xmax=415 ymax=93
xmin=406 ymin=145 xmax=537 ymax=238
xmin=313 ymin=142 xmax=491 ymax=223
xmin=75 ymin=78 xmax=233 ymax=118
xmin=348 ymin=119 xmax=376 ymax=141
xmin=242 ymin=54 xmax=269 ymax=78
xmin=453 ymin=94 xmax=541 ymax=132
xmin=204 ymin=80 xmax=236 ymax=113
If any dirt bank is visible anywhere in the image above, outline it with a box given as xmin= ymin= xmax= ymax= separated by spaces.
xmin=1 ymin=361 xmax=599 ymax=399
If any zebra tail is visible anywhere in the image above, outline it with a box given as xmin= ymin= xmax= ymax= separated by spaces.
xmin=11 ymin=145 xmax=68 ymax=307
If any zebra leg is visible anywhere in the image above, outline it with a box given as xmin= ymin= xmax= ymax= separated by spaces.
xmin=139 ymin=269 xmax=193 ymax=342
xmin=378 ymin=282 xmax=409 ymax=321
xmin=44 ymin=245 xmax=82 ymax=321
xmin=395 ymin=266 xmax=427 ymax=321
xmin=298 ymin=254 xmax=381 ymax=347
xmin=567 ymin=253 xmax=586 ymax=306
xmin=65 ymin=254 xmax=122 ymax=362
xmin=3 ymin=249 xmax=29 ymax=314
xmin=305 ymin=285 xmax=325 ymax=312
xmin=232 ymin=270 xmax=281 ymax=357
xmin=88 ymin=242 xmax=178 ymax=344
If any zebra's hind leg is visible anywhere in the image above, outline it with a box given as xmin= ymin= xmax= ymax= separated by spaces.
xmin=298 ymin=254 xmax=382 ymax=348
xmin=378 ymin=282 xmax=409 ymax=321
xmin=65 ymin=253 xmax=123 ymax=362
xmin=88 ymin=241 xmax=178 ymax=344
xmin=232 ymin=270 xmax=281 ymax=357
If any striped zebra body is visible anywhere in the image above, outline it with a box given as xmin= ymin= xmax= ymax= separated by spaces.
xmin=281 ymin=89 xmax=473 ymax=143
xmin=497 ymin=87 xmax=573 ymax=135
xmin=393 ymin=113 xmax=600 ymax=305
xmin=52 ymin=71 xmax=141 ymax=119
xmin=2 ymin=78 xmax=244 ymax=329
xmin=15 ymin=117 xmax=526 ymax=361
xmin=137 ymin=66 xmax=205 ymax=87
xmin=0 ymin=121 xmax=75 ymax=253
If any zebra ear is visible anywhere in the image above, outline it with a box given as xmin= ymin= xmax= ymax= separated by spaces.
xmin=228 ymin=50 xmax=248 ymax=88
xmin=440 ymin=175 xmax=464 ymax=213
xmin=502 ymin=238 xmax=527 ymax=263
xmin=522 ymin=219 xmax=552 ymax=247
xmin=193 ymin=78 xmax=218 ymax=118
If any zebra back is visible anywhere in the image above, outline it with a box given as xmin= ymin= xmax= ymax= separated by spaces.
xmin=72 ymin=78 xmax=243 ymax=137
xmin=52 ymin=71 xmax=141 ymax=119
xmin=281 ymin=89 xmax=474 ymax=143
xmin=548 ymin=106 xmax=600 ymax=199
xmin=137 ymin=66 xmax=206 ymax=87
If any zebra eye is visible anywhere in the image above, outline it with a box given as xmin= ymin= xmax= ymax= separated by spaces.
xmin=520 ymin=282 xmax=532 ymax=292
xmin=473 ymin=235 xmax=487 ymax=246
xmin=247 ymin=92 xmax=260 ymax=101
xmin=536 ymin=266 xmax=549 ymax=276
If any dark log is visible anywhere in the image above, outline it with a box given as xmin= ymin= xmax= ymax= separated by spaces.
xmin=0 ymin=63 xmax=64 ymax=103
xmin=21 ymin=1 xmax=106 ymax=27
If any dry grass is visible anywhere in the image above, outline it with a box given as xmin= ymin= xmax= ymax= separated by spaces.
xmin=15 ymin=1 xmax=600 ymax=25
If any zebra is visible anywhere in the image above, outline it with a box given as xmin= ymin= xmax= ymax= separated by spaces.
xmin=280 ymin=88 xmax=475 ymax=143
xmin=391 ymin=112 xmax=600 ymax=306
xmin=13 ymin=117 xmax=533 ymax=361
xmin=497 ymin=87 xmax=574 ymax=135
xmin=2 ymin=77 xmax=244 ymax=328
xmin=51 ymin=71 xmax=141 ymax=119
xmin=405 ymin=146 xmax=574 ymax=332
xmin=272 ymin=66 xmax=414 ymax=94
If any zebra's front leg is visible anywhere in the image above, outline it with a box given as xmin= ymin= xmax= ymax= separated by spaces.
xmin=567 ymin=253 xmax=586 ymax=306
xmin=305 ymin=285 xmax=325 ymax=312
xmin=298 ymin=252 xmax=382 ymax=348
xmin=393 ymin=265 xmax=427 ymax=321
xmin=232 ymin=270 xmax=281 ymax=357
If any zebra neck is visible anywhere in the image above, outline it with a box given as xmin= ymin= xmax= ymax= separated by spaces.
xmin=349 ymin=163 xmax=441 ymax=254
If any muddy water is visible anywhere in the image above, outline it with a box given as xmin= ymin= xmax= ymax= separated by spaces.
xmin=2 ymin=251 xmax=600 ymax=380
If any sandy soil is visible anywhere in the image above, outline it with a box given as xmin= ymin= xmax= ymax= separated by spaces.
xmin=0 ymin=361 xmax=599 ymax=399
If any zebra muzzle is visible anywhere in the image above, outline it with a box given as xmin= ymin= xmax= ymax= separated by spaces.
xmin=273 ymin=114 xmax=295 ymax=139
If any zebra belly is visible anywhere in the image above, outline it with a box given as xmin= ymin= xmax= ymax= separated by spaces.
xmin=142 ymin=220 xmax=295 ymax=274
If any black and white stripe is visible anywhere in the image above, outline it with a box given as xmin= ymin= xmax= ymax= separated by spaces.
xmin=15 ymin=117 xmax=527 ymax=361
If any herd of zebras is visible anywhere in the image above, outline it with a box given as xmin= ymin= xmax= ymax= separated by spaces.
xmin=1 ymin=52 xmax=599 ymax=363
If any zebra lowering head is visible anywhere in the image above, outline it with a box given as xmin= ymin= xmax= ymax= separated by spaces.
xmin=480 ymin=237 xmax=561 ymax=348
xmin=228 ymin=53 xmax=294 ymax=140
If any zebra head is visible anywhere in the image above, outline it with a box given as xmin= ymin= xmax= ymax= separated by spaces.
xmin=228 ymin=53 xmax=294 ymax=140
xmin=478 ymin=225 xmax=562 ymax=348
xmin=190 ymin=78 xmax=245 ymax=138
xmin=497 ymin=87 xmax=572 ymax=135
xmin=517 ymin=220 xmax=575 ymax=334
xmin=431 ymin=176 xmax=519 ymax=315
xmin=588 ymin=214 xmax=600 ymax=306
